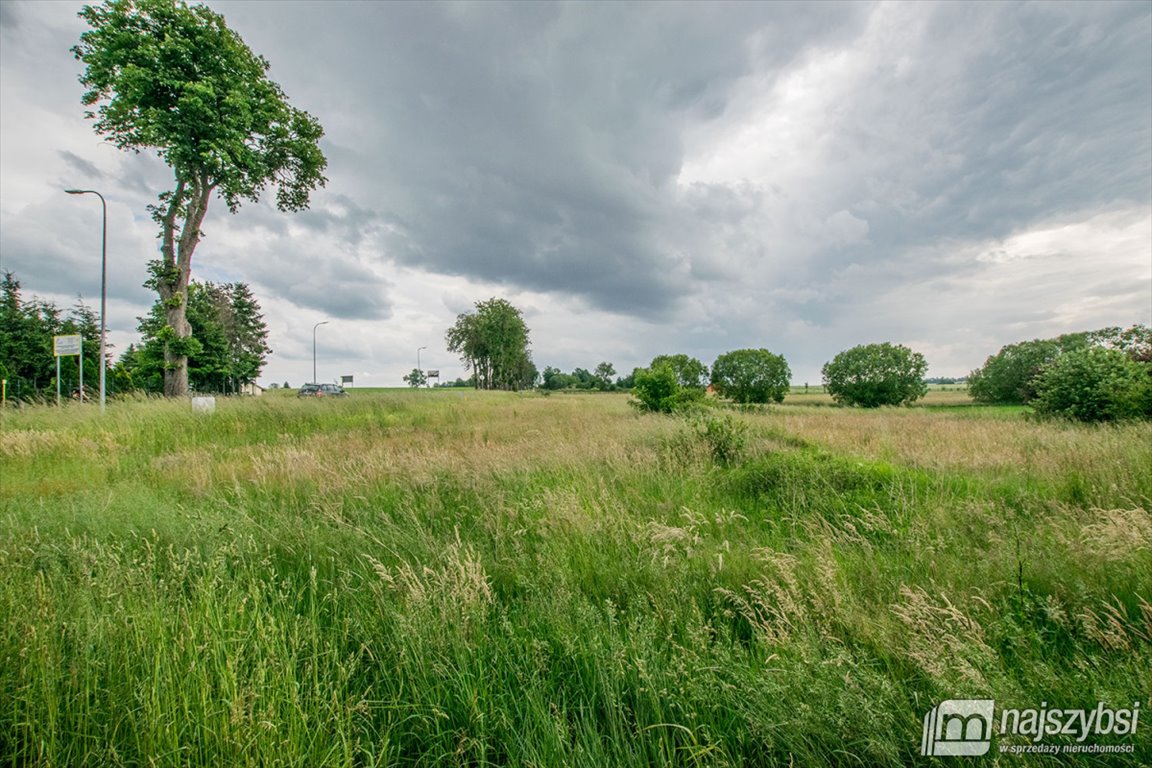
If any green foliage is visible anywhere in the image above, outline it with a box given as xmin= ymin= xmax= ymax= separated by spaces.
xmin=968 ymin=333 xmax=1089 ymax=404
xmin=123 ymin=281 xmax=270 ymax=394
xmin=1031 ymin=347 xmax=1152 ymax=422
xmin=630 ymin=363 xmax=677 ymax=412
xmin=822 ymin=342 xmax=928 ymax=407
xmin=630 ymin=363 xmax=704 ymax=413
xmin=593 ymin=362 xmax=616 ymax=391
xmin=540 ymin=366 xmax=575 ymax=390
xmin=539 ymin=362 xmax=618 ymax=392
xmin=73 ymin=0 xmax=327 ymax=215
xmin=710 ymin=348 xmax=791 ymax=404
xmin=1088 ymin=324 xmax=1152 ymax=362
xmin=649 ymin=353 xmax=709 ymax=390
xmin=690 ymin=412 xmax=748 ymax=466
xmin=445 ymin=298 xmax=535 ymax=390
xmin=969 ymin=326 xmax=1151 ymax=406
xmin=0 ymin=272 xmax=107 ymax=400
xmin=403 ymin=368 xmax=427 ymax=388
xmin=73 ymin=0 xmax=325 ymax=396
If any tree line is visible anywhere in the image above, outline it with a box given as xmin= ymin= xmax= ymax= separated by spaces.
xmin=967 ymin=325 xmax=1151 ymax=421
xmin=0 ymin=272 xmax=104 ymax=400
xmin=440 ymin=295 xmax=1150 ymax=423
xmin=0 ymin=271 xmax=270 ymax=401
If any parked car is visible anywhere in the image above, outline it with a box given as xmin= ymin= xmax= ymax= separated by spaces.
xmin=298 ymin=383 xmax=346 ymax=398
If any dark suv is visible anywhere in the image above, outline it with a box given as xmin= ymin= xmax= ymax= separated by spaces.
xmin=298 ymin=383 xmax=346 ymax=398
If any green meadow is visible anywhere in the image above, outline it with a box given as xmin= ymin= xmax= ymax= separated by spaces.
xmin=1 ymin=391 xmax=1149 ymax=766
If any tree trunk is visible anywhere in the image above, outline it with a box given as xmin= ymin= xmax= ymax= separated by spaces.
xmin=158 ymin=276 xmax=192 ymax=397
xmin=156 ymin=174 xmax=214 ymax=397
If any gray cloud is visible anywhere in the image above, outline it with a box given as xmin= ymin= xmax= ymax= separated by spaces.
xmin=1 ymin=1 xmax=1148 ymax=385
xmin=59 ymin=150 xmax=104 ymax=180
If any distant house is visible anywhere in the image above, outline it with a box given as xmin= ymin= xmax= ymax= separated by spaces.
xmin=240 ymin=382 xmax=265 ymax=396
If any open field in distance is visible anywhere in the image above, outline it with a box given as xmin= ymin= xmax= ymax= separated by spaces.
xmin=2 ymin=390 xmax=1149 ymax=766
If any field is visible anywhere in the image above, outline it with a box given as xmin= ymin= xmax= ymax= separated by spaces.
xmin=1 ymin=390 xmax=1150 ymax=766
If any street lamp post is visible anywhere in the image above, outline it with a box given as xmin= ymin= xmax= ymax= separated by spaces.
xmin=312 ymin=321 xmax=329 ymax=384
xmin=417 ymin=346 xmax=427 ymax=386
xmin=65 ymin=189 xmax=107 ymax=412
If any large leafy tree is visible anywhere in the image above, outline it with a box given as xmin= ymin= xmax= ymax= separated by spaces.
xmin=73 ymin=0 xmax=326 ymax=397
xmin=445 ymin=298 xmax=535 ymax=391
xmin=822 ymin=342 xmax=928 ymax=408
xmin=710 ymin=348 xmax=791 ymax=404
xmin=967 ymin=333 xmax=1089 ymax=404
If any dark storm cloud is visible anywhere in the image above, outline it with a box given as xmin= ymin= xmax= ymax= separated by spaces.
xmin=0 ymin=0 xmax=23 ymax=35
xmin=211 ymin=0 xmax=874 ymax=315
xmin=2 ymin=1 xmax=1148 ymax=385
xmin=204 ymin=0 xmax=1149 ymax=325
xmin=847 ymin=1 xmax=1152 ymax=252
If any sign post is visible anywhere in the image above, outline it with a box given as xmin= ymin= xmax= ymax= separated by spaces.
xmin=54 ymin=335 xmax=82 ymax=406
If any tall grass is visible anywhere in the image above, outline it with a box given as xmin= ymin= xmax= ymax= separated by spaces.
xmin=1 ymin=392 xmax=1149 ymax=766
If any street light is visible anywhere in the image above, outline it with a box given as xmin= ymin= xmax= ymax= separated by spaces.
xmin=417 ymin=346 xmax=427 ymax=386
xmin=312 ymin=321 xmax=329 ymax=384
xmin=65 ymin=189 xmax=107 ymax=413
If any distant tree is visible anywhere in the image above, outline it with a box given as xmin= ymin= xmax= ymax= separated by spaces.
xmin=593 ymin=362 xmax=617 ymax=391
xmin=220 ymin=283 xmax=271 ymax=391
xmin=570 ymin=368 xmax=596 ymax=389
xmin=541 ymin=366 xmax=576 ymax=391
xmin=710 ymin=349 xmax=791 ymax=404
xmin=822 ymin=343 xmax=928 ymax=407
xmin=73 ymin=0 xmax=326 ymax=396
xmin=1031 ymin=347 xmax=1151 ymax=422
xmin=631 ymin=362 xmax=704 ymax=413
xmin=284 ymin=381 xmax=290 ymax=389
xmin=403 ymin=368 xmax=427 ymax=388
xmin=445 ymin=298 xmax=534 ymax=390
xmin=650 ymin=354 xmax=709 ymax=390
xmin=968 ymin=326 xmax=1150 ymax=406
xmin=968 ymin=334 xmax=1088 ymax=404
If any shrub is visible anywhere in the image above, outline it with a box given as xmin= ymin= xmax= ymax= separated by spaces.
xmin=1031 ymin=347 xmax=1152 ymax=422
xmin=692 ymin=412 xmax=748 ymax=466
xmin=631 ymin=363 xmax=704 ymax=413
xmin=822 ymin=343 xmax=928 ymax=408
xmin=710 ymin=349 xmax=791 ymax=404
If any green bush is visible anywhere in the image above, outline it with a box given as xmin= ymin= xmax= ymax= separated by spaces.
xmin=1031 ymin=347 xmax=1152 ymax=422
xmin=630 ymin=363 xmax=704 ymax=413
xmin=691 ymin=412 xmax=748 ymax=466
xmin=710 ymin=349 xmax=791 ymax=404
xmin=821 ymin=343 xmax=927 ymax=407
xmin=968 ymin=334 xmax=1088 ymax=404
xmin=649 ymin=354 xmax=709 ymax=390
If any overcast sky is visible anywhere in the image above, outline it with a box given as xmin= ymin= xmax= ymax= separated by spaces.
xmin=2 ymin=0 xmax=1149 ymax=387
